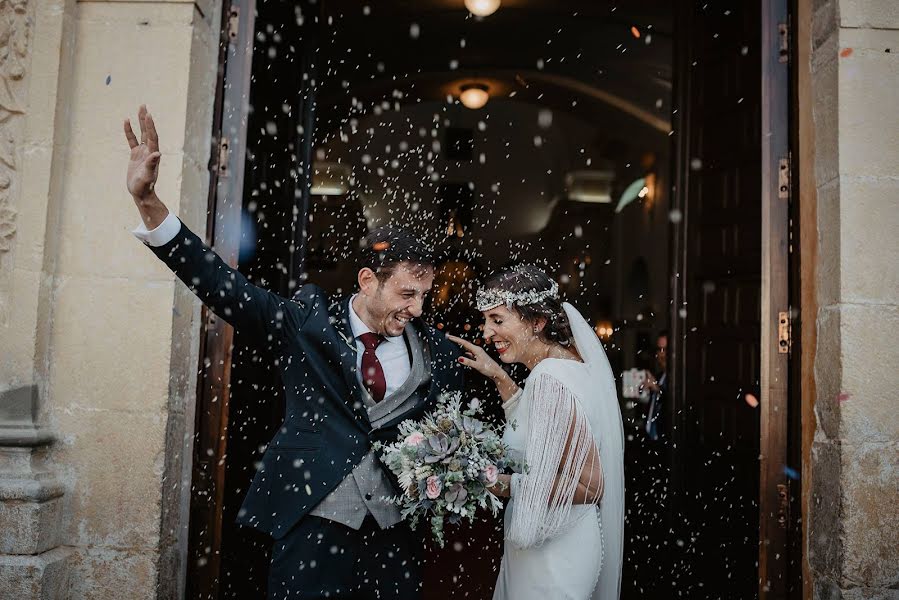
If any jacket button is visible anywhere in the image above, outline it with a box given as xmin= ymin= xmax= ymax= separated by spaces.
xmin=365 ymin=493 xmax=372 ymax=501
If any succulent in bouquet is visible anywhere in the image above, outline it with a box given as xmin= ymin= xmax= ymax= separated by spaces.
xmin=375 ymin=392 xmax=517 ymax=547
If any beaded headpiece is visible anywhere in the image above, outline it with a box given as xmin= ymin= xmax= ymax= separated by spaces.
xmin=475 ymin=270 xmax=560 ymax=312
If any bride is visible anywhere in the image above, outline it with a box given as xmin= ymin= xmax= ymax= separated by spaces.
xmin=448 ymin=265 xmax=624 ymax=600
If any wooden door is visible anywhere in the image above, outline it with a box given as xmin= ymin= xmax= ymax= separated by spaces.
xmin=185 ymin=1 xmax=256 ymax=597
xmin=759 ymin=0 xmax=793 ymax=595
xmin=670 ymin=0 xmax=793 ymax=597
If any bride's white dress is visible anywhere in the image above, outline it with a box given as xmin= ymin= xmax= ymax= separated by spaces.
xmin=493 ymin=304 xmax=625 ymax=600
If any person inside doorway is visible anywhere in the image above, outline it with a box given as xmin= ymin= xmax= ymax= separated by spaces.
xmin=642 ymin=330 xmax=668 ymax=441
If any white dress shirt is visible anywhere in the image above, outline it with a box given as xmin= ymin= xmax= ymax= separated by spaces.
xmin=132 ymin=211 xmax=182 ymax=247
xmin=347 ymin=295 xmax=412 ymax=400
xmin=133 ymin=213 xmax=413 ymax=399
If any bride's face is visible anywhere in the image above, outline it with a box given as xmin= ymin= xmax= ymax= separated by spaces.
xmin=481 ymin=305 xmax=535 ymax=365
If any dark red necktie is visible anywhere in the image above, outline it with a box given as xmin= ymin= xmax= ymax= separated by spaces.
xmin=358 ymin=332 xmax=386 ymax=403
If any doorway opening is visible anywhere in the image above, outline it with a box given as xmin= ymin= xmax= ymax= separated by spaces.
xmin=186 ymin=1 xmax=800 ymax=599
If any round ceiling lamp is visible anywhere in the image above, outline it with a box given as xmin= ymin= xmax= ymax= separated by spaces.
xmin=464 ymin=0 xmax=501 ymax=18
xmin=459 ymin=83 xmax=489 ymax=109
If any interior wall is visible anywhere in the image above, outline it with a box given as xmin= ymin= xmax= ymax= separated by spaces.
xmin=321 ymin=100 xmax=610 ymax=240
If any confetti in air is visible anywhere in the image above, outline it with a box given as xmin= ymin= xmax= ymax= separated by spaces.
xmin=162 ymin=2 xmax=775 ymax=596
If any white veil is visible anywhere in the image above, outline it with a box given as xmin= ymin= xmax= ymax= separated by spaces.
xmin=563 ymin=302 xmax=624 ymax=600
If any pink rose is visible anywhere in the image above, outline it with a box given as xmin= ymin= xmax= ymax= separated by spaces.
xmin=483 ymin=464 xmax=499 ymax=486
xmin=426 ymin=475 xmax=442 ymax=500
xmin=405 ymin=432 xmax=425 ymax=446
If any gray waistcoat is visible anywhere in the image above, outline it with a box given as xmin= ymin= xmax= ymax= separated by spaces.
xmin=309 ymin=326 xmax=431 ymax=530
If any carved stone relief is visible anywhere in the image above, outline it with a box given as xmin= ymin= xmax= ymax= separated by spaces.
xmin=0 ymin=0 xmax=30 ymax=324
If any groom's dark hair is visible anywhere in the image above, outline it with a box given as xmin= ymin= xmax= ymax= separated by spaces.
xmin=361 ymin=226 xmax=435 ymax=281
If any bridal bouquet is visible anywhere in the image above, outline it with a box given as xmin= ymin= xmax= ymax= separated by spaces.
xmin=374 ymin=392 xmax=516 ymax=547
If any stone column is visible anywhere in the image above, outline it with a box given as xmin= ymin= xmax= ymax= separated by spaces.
xmin=0 ymin=0 xmax=76 ymax=595
xmin=0 ymin=0 xmax=220 ymax=597
xmin=809 ymin=0 xmax=899 ymax=598
xmin=0 ymin=394 xmax=72 ymax=596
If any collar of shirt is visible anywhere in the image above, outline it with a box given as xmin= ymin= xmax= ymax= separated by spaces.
xmin=347 ymin=294 xmax=405 ymax=346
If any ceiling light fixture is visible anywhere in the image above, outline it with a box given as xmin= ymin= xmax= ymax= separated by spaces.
xmin=310 ymin=162 xmax=352 ymax=196
xmin=565 ymin=170 xmax=615 ymax=204
xmin=464 ymin=0 xmax=501 ymax=18
xmin=459 ymin=83 xmax=490 ymax=109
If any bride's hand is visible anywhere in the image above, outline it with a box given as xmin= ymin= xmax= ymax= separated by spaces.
xmin=447 ymin=334 xmax=503 ymax=381
xmin=488 ymin=474 xmax=512 ymax=498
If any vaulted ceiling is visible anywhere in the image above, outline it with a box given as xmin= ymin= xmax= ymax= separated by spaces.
xmin=314 ymin=0 xmax=674 ymax=137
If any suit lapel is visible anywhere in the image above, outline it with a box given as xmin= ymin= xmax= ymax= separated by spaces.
xmin=330 ymin=296 xmax=372 ymax=431
xmin=328 ymin=306 xmax=446 ymax=433
xmin=374 ymin=321 xmax=446 ymax=432
xmin=368 ymin=326 xmax=431 ymax=428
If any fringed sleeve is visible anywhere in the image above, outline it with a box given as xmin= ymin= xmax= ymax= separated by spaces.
xmin=507 ymin=372 xmax=602 ymax=549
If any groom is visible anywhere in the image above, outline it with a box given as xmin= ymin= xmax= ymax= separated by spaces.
xmin=123 ymin=106 xmax=464 ymax=598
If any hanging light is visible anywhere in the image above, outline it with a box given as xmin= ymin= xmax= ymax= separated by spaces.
xmin=464 ymin=0 xmax=501 ymax=17
xmin=459 ymin=83 xmax=489 ymax=109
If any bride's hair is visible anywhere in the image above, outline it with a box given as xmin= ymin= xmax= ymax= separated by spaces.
xmin=482 ymin=265 xmax=573 ymax=348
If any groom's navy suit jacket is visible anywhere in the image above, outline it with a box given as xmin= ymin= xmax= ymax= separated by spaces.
xmin=147 ymin=221 xmax=464 ymax=539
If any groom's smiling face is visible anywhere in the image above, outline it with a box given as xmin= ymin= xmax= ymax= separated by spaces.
xmin=356 ymin=262 xmax=435 ymax=337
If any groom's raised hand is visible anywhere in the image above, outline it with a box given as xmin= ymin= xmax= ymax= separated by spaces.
xmin=124 ymin=105 xmax=168 ymax=228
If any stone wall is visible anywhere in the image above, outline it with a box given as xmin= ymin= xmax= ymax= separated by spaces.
xmin=0 ymin=0 xmax=220 ymax=597
xmin=0 ymin=0 xmax=78 ymax=594
xmin=808 ymin=0 xmax=899 ymax=598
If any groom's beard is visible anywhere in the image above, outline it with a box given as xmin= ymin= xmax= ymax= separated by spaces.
xmin=387 ymin=311 xmax=414 ymax=336
xmin=355 ymin=299 xmax=407 ymax=338
xmin=375 ymin=303 xmax=413 ymax=337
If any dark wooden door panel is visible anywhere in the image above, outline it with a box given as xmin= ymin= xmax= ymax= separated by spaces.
xmin=672 ymin=1 xmax=764 ymax=597
xmin=671 ymin=0 xmax=794 ymax=596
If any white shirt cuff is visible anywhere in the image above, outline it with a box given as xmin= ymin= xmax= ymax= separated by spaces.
xmin=132 ymin=212 xmax=181 ymax=247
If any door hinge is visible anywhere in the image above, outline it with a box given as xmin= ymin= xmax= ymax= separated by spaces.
xmin=777 ymin=483 xmax=790 ymax=529
xmin=778 ymin=311 xmax=791 ymax=354
xmin=778 ymin=156 xmax=791 ymax=200
xmin=227 ymin=5 xmax=240 ymax=43
xmin=778 ymin=22 xmax=789 ymax=64
xmin=217 ymin=137 xmax=230 ymax=179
